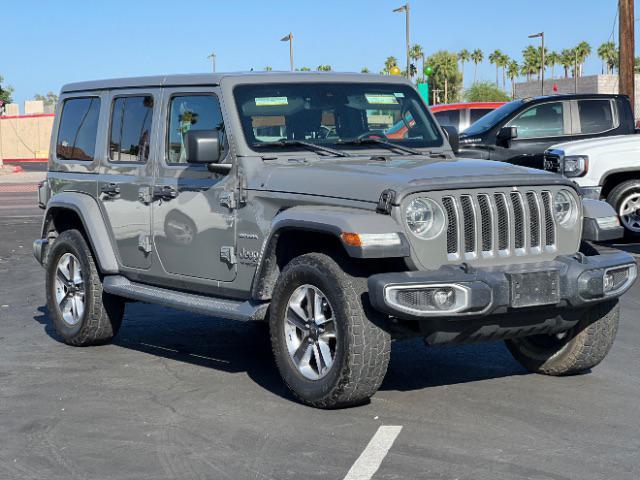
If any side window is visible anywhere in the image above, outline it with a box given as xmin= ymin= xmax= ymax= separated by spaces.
xmin=434 ymin=110 xmax=460 ymax=128
xmin=578 ymin=99 xmax=615 ymax=134
xmin=56 ymin=97 xmax=101 ymax=161
xmin=469 ymin=108 xmax=492 ymax=124
xmin=109 ymin=96 xmax=154 ymax=162
xmin=508 ymin=102 xmax=564 ymax=139
xmin=168 ymin=95 xmax=225 ymax=164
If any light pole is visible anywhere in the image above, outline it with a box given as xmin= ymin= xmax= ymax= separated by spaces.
xmin=207 ymin=52 xmax=216 ymax=73
xmin=393 ymin=3 xmax=410 ymax=79
xmin=528 ymin=32 xmax=545 ymax=95
xmin=280 ymin=33 xmax=294 ymax=71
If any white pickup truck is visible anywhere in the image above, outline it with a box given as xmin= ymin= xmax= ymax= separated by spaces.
xmin=544 ymin=134 xmax=640 ymax=236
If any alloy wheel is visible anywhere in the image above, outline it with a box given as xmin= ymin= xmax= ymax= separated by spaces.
xmin=54 ymin=253 xmax=86 ymax=326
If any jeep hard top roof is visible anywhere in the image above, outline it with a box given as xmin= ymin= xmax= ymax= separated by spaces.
xmin=61 ymin=71 xmax=410 ymax=94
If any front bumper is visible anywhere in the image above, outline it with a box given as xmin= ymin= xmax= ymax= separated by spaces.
xmin=368 ymin=252 xmax=637 ymax=320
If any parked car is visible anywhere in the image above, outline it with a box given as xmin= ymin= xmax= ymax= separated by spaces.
xmin=459 ymin=94 xmax=636 ymax=169
xmin=34 ymin=73 xmax=635 ymax=409
xmin=544 ymin=134 xmax=640 ymax=236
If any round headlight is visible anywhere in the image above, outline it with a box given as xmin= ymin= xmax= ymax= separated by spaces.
xmin=554 ymin=190 xmax=577 ymax=226
xmin=405 ymin=197 xmax=444 ymax=239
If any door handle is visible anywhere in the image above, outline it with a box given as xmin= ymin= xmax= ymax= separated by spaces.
xmin=101 ymin=183 xmax=120 ymax=197
xmin=153 ymin=185 xmax=178 ymax=201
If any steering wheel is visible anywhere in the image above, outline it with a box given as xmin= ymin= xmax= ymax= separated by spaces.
xmin=356 ymin=130 xmax=388 ymax=140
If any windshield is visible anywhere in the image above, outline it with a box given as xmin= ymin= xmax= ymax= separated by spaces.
xmin=462 ymin=100 xmax=524 ymax=136
xmin=234 ymin=82 xmax=443 ymax=153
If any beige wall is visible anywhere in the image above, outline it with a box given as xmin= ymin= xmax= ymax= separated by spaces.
xmin=0 ymin=114 xmax=54 ymax=160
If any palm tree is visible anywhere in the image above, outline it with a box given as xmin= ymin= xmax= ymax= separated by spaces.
xmin=597 ymin=41 xmax=617 ymax=74
xmin=384 ymin=56 xmax=398 ymax=74
xmin=499 ymin=53 xmax=510 ymax=90
xmin=458 ymin=49 xmax=471 ymax=88
xmin=360 ymin=67 xmax=370 ymax=74
xmin=546 ymin=51 xmax=560 ymax=78
xmin=409 ymin=44 xmax=424 ymax=81
xmin=560 ymin=49 xmax=574 ymax=78
xmin=521 ymin=45 xmax=539 ymax=81
xmin=488 ymin=49 xmax=503 ymax=86
xmin=471 ymin=49 xmax=484 ymax=83
xmin=507 ymin=60 xmax=519 ymax=99
xmin=575 ymin=41 xmax=591 ymax=76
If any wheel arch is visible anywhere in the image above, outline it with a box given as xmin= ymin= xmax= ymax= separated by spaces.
xmin=601 ymin=169 xmax=640 ymax=199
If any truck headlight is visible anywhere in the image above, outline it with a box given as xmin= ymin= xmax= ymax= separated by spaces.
xmin=554 ymin=190 xmax=578 ymax=227
xmin=562 ymin=155 xmax=588 ymax=177
xmin=405 ymin=197 xmax=445 ymax=239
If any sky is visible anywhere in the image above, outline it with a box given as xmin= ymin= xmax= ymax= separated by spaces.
xmin=2 ymin=0 xmax=634 ymax=107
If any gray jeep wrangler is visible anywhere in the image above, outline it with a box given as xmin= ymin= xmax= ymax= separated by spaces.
xmin=34 ymin=73 xmax=637 ymax=408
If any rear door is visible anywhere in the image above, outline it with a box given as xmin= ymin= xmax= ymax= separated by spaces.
xmin=570 ymin=98 xmax=618 ymax=138
xmin=97 ymin=90 xmax=159 ymax=270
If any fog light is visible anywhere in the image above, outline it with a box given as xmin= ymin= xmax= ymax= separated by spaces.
xmin=384 ymin=283 xmax=471 ymax=316
xmin=603 ymin=264 xmax=637 ymax=296
xmin=432 ymin=288 xmax=455 ymax=309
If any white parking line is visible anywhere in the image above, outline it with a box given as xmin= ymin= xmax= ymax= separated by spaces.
xmin=343 ymin=425 xmax=402 ymax=480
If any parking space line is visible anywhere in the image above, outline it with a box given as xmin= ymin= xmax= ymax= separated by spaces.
xmin=343 ymin=425 xmax=402 ymax=480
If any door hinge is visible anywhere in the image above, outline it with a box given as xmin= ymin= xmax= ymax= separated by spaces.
xmin=220 ymin=246 xmax=237 ymax=265
xmin=138 ymin=234 xmax=153 ymax=254
xmin=138 ymin=186 xmax=153 ymax=204
xmin=220 ymin=191 xmax=237 ymax=210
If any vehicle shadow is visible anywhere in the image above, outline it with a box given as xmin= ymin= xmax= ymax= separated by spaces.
xmin=35 ymin=302 xmax=528 ymax=402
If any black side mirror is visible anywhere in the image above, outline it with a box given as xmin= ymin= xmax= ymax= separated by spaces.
xmin=497 ymin=126 xmax=518 ymax=145
xmin=185 ymin=130 xmax=221 ymax=164
xmin=441 ymin=125 xmax=459 ymax=154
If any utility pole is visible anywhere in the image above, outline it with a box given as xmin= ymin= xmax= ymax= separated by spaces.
xmin=529 ymin=32 xmax=545 ymax=95
xmin=207 ymin=52 xmax=216 ymax=73
xmin=619 ymin=0 xmax=635 ymax=117
xmin=280 ymin=33 xmax=294 ymax=71
xmin=574 ymin=49 xmax=579 ymax=93
xmin=393 ymin=3 xmax=410 ymax=79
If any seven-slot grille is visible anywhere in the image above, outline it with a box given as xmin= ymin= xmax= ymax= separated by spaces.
xmin=443 ymin=190 xmax=556 ymax=259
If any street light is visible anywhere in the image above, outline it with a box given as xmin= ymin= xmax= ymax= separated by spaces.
xmin=207 ymin=51 xmax=216 ymax=73
xmin=528 ymin=32 xmax=545 ymax=96
xmin=280 ymin=33 xmax=294 ymax=71
xmin=393 ymin=3 xmax=410 ymax=79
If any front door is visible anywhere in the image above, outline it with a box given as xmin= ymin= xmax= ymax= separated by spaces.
xmin=152 ymin=88 xmax=237 ymax=282
xmin=98 ymin=90 xmax=159 ymax=270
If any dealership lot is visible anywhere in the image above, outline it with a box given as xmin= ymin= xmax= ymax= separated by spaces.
xmin=1 ymin=188 xmax=640 ymax=480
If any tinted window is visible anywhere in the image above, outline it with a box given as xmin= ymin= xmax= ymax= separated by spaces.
xmin=110 ymin=96 xmax=153 ymax=162
xmin=508 ymin=102 xmax=564 ymax=139
xmin=56 ymin=97 xmax=101 ymax=161
xmin=168 ymin=95 xmax=225 ymax=164
xmin=578 ymin=99 xmax=615 ymax=134
xmin=463 ymin=100 xmax=523 ymax=136
xmin=469 ymin=108 xmax=493 ymax=124
xmin=434 ymin=110 xmax=460 ymax=128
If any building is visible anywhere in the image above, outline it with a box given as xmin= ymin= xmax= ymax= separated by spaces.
xmin=0 ymin=100 xmax=54 ymax=165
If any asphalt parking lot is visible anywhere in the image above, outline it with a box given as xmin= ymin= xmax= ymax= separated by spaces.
xmin=1 ymin=188 xmax=640 ymax=480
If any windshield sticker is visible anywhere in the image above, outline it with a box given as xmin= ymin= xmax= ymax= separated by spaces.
xmin=394 ymin=92 xmax=405 ymax=98
xmin=365 ymin=94 xmax=399 ymax=105
xmin=255 ymin=96 xmax=288 ymax=106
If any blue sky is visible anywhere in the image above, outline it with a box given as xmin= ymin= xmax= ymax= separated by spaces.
xmin=2 ymin=0 xmax=632 ymax=106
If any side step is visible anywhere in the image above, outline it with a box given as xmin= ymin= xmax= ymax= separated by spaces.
xmin=103 ymin=276 xmax=269 ymax=322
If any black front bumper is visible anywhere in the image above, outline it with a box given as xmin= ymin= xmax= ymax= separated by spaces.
xmin=368 ymin=252 xmax=637 ymax=321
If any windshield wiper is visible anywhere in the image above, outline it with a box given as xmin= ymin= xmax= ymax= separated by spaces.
xmin=254 ymin=139 xmax=352 ymax=157
xmin=337 ymin=137 xmax=423 ymax=156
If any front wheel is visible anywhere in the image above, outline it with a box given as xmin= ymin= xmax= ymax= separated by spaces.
xmin=505 ymin=300 xmax=619 ymax=376
xmin=607 ymin=179 xmax=640 ymax=237
xmin=269 ymin=253 xmax=391 ymax=408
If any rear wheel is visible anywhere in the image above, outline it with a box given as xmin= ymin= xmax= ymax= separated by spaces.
xmin=269 ymin=253 xmax=391 ymax=408
xmin=46 ymin=229 xmax=124 ymax=346
xmin=505 ymin=300 xmax=619 ymax=376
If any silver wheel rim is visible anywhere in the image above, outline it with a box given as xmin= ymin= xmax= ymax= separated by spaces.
xmin=619 ymin=192 xmax=640 ymax=232
xmin=284 ymin=284 xmax=338 ymax=380
xmin=54 ymin=253 xmax=86 ymax=326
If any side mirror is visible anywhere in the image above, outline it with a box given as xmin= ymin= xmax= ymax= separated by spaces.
xmin=441 ymin=125 xmax=459 ymax=154
xmin=185 ymin=130 xmax=221 ymax=164
xmin=497 ymin=126 xmax=518 ymax=145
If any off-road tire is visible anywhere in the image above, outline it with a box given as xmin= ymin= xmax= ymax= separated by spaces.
xmin=607 ymin=179 xmax=640 ymax=237
xmin=269 ymin=253 xmax=391 ymax=408
xmin=505 ymin=300 xmax=619 ymax=376
xmin=46 ymin=229 xmax=124 ymax=346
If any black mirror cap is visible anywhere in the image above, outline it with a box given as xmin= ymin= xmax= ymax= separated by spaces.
xmin=441 ymin=125 xmax=459 ymax=154
xmin=185 ymin=130 xmax=221 ymax=164
xmin=497 ymin=126 xmax=518 ymax=142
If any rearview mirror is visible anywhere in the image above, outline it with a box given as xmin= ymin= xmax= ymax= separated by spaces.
xmin=497 ymin=126 xmax=518 ymax=144
xmin=185 ymin=130 xmax=221 ymax=164
xmin=441 ymin=125 xmax=459 ymax=154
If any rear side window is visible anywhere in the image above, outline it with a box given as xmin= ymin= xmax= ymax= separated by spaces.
xmin=508 ymin=102 xmax=565 ymax=139
xmin=56 ymin=97 xmax=101 ymax=161
xmin=434 ymin=110 xmax=460 ymax=128
xmin=109 ymin=96 xmax=154 ymax=162
xmin=578 ymin=99 xmax=615 ymax=134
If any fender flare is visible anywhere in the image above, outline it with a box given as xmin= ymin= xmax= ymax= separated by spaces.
xmin=581 ymin=198 xmax=624 ymax=242
xmin=42 ymin=192 xmax=120 ymax=273
xmin=250 ymin=205 xmax=409 ymax=300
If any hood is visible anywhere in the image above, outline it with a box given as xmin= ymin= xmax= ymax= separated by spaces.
xmin=257 ymin=157 xmax=569 ymax=204
xmin=550 ymin=134 xmax=640 ymax=156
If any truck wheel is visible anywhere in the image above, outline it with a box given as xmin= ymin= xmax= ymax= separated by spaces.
xmin=269 ymin=253 xmax=391 ymax=408
xmin=607 ymin=179 xmax=640 ymax=236
xmin=46 ymin=229 xmax=124 ymax=346
xmin=505 ymin=300 xmax=619 ymax=376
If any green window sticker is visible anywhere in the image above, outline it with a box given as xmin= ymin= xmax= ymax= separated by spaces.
xmin=394 ymin=92 xmax=405 ymax=98
xmin=365 ymin=93 xmax=399 ymax=105
xmin=255 ymin=96 xmax=288 ymax=106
